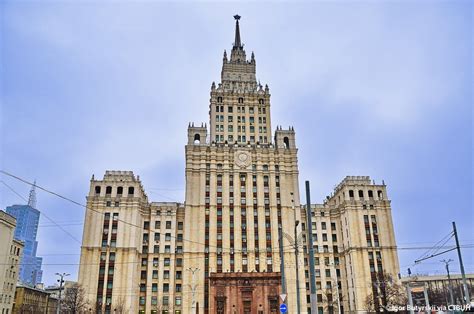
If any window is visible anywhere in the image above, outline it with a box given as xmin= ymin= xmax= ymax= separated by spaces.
xmin=228 ymin=106 xmax=233 ymax=113
xmin=128 ymin=186 xmax=134 ymax=195
xmin=321 ymin=222 xmax=327 ymax=230
xmin=163 ymin=283 xmax=169 ymax=292
xmin=155 ymin=221 xmax=161 ymax=229
xmin=166 ymin=221 xmax=172 ymax=229
xmin=152 ymin=270 xmax=158 ymax=279
xmin=152 ymin=284 xmax=158 ymax=292
xmin=178 ymin=222 xmax=183 ymax=230
xmin=163 ymin=271 xmax=170 ymax=279
xmin=106 ymin=186 xmax=112 ymax=194
xmin=165 ymin=233 xmax=171 ymax=241
xmin=175 ymin=296 xmax=182 ymax=306
xmin=163 ymin=296 xmax=169 ymax=305
xmin=95 ymin=186 xmax=101 ymax=194
xmin=164 ymin=258 xmax=170 ymax=266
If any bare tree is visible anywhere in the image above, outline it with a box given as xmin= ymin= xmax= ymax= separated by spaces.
xmin=62 ymin=283 xmax=89 ymax=314
xmin=364 ymin=272 xmax=406 ymax=313
xmin=111 ymin=297 xmax=127 ymax=314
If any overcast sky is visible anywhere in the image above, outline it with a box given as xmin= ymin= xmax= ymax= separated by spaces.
xmin=1 ymin=1 xmax=472 ymax=286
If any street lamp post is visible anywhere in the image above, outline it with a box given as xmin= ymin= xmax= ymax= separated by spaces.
xmin=55 ymin=272 xmax=70 ymax=314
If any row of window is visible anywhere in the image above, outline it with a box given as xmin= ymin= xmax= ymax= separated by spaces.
xmin=141 ymin=257 xmax=182 ymax=267
xmin=143 ymin=233 xmax=183 ymax=242
xmin=214 ymin=134 xmax=269 ymax=144
xmin=348 ymin=189 xmax=383 ymax=199
xmin=215 ymin=115 xmax=267 ymax=124
xmin=215 ymin=124 xmax=268 ymax=133
xmin=144 ymin=220 xmax=182 ymax=230
xmin=95 ymin=185 xmax=134 ymax=196
xmin=216 ymin=97 xmax=266 ymax=105
xmin=139 ymin=295 xmax=181 ymax=306
xmin=308 ymin=221 xmax=337 ymax=231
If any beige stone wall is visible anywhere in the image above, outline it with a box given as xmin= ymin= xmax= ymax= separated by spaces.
xmin=301 ymin=176 xmax=400 ymax=313
xmin=182 ymin=138 xmax=307 ymax=313
xmin=0 ymin=211 xmax=22 ymax=314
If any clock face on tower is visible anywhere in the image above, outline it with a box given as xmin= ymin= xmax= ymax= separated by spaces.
xmin=235 ymin=150 xmax=251 ymax=168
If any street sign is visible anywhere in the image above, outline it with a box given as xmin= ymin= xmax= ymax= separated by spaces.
xmin=280 ymin=303 xmax=287 ymax=313
xmin=280 ymin=294 xmax=287 ymax=302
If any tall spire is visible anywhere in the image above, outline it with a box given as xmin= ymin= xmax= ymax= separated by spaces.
xmin=28 ymin=180 xmax=37 ymax=208
xmin=233 ymin=15 xmax=242 ymax=49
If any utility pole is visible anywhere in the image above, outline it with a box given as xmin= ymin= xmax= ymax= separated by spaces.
xmin=186 ymin=267 xmax=199 ymax=314
xmin=406 ymin=284 xmax=414 ymax=314
xmin=304 ymin=181 xmax=318 ymax=314
xmin=452 ymin=221 xmax=470 ymax=304
xmin=423 ymin=284 xmax=430 ymax=313
xmin=441 ymin=259 xmax=455 ymax=306
xmin=291 ymin=193 xmax=301 ymax=314
xmin=55 ymin=272 xmax=70 ymax=314
xmin=278 ymin=226 xmax=287 ymax=304
xmin=294 ymin=219 xmax=301 ymax=314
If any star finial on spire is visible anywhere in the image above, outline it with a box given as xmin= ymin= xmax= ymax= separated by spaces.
xmin=233 ymin=14 xmax=242 ymax=48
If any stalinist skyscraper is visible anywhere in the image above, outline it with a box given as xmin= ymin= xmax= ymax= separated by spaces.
xmin=183 ymin=14 xmax=305 ymax=313
xmin=79 ymin=15 xmax=400 ymax=314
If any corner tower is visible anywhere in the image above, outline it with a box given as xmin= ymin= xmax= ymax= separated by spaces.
xmin=183 ymin=16 xmax=306 ymax=313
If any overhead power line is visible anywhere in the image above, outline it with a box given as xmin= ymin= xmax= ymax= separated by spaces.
xmin=1 ymin=180 xmax=82 ymax=244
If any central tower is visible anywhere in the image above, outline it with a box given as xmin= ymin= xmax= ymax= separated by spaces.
xmin=183 ymin=16 xmax=306 ymax=313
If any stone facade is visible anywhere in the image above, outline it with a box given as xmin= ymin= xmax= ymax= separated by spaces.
xmin=78 ymin=16 xmax=400 ymax=314
xmin=12 ymin=284 xmax=56 ymax=314
xmin=0 ymin=211 xmax=23 ymax=314
xmin=300 ymin=176 xmax=399 ymax=313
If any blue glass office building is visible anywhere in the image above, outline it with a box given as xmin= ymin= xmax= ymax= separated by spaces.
xmin=6 ymin=185 xmax=43 ymax=286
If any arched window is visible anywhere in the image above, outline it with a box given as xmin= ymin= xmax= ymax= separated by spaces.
xmin=259 ymin=98 xmax=264 ymax=104
xmin=358 ymin=190 xmax=364 ymax=198
xmin=117 ymin=186 xmax=123 ymax=195
xmin=105 ymin=186 xmax=112 ymax=195
xmin=348 ymin=190 xmax=354 ymax=198
xmin=368 ymin=190 xmax=374 ymax=198
xmin=283 ymin=137 xmax=290 ymax=149
xmin=128 ymin=186 xmax=135 ymax=196
xmin=238 ymin=97 xmax=244 ymax=103
xmin=217 ymin=97 xmax=223 ymax=103
xmin=194 ymin=134 xmax=201 ymax=144
xmin=377 ymin=190 xmax=383 ymax=199
xmin=95 ymin=186 xmax=101 ymax=195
